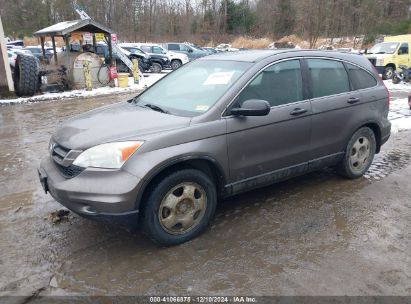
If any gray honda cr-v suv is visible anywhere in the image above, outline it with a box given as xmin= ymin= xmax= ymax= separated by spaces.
xmin=38 ymin=50 xmax=391 ymax=245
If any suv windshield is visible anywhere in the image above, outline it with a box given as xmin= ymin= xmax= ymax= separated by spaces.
xmin=134 ymin=60 xmax=251 ymax=116
xmin=368 ymin=42 xmax=399 ymax=54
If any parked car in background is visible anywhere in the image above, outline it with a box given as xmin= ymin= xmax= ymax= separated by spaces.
xmin=119 ymin=44 xmax=169 ymax=73
xmin=335 ymin=48 xmax=361 ymax=54
xmin=7 ymin=50 xmax=17 ymax=69
xmin=95 ymin=43 xmax=157 ymax=73
xmin=6 ymin=40 xmax=24 ymax=48
xmin=163 ymin=42 xmax=207 ymax=61
xmin=203 ymin=47 xmax=218 ymax=55
xmin=215 ymin=44 xmax=239 ymax=52
xmin=38 ymin=50 xmax=390 ymax=246
xmin=25 ymin=46 xmax=53 ymax=61
xmin=9 ymin=47 xmax=32 ymax=56
xmin=365 ymin=34 xmax=411 ymax=80
xmin=136 ymin=43 xmax=189 ymax=70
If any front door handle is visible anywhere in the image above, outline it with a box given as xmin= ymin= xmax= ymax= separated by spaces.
xmin=347 ymin=97 xmax=360 ymax=104
xmin=290 ymin=108 xmax=307 ymax=116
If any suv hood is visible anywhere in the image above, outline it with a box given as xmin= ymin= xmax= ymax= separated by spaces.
xmin=364 ymin=53 xmax=392 ymax=59
xmin=53 ymin=102 xmax=191 ymax=150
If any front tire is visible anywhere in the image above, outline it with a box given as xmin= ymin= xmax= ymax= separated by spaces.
xmin=150 ymin=62 xmax=162 ymax=74
xmin=337 ymin=127 xmax=376 ymax=179
xmin=142 ymin=169 xmax=217 ymax=246
xmin=171 ymin=59 xmax=182 ymax=70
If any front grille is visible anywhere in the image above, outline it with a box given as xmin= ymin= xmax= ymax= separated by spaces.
xmin=368 ymin=58 xmax=376 ymax=66
xmin=54 ymin=163 xmax=85 ymax=179
xmin=51 ymin=143 xmax=84 ymax=179
xmin=51 ymin=143 xmax=70 ymax=165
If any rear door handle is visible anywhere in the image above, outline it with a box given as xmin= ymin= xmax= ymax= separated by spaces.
xmin=290 ymin=108 xmax=307 ymax=116
xmin=347 ymin=97 xmax=360 ymax=104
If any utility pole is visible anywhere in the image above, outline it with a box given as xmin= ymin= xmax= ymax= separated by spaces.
xmin=0 ymin=14 xmax=14 ymax=97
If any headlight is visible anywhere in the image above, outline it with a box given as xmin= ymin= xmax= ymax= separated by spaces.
xmin=73 ymin=141 xmax=144 ymax=169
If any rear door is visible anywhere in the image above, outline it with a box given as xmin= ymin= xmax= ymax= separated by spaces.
xmin=306 ymin=58 xmax=368 ymax=170
xmin=226 ymin=59 xmax=312 ymax=191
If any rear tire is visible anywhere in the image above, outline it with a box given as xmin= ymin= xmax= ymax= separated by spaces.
xmin=337 ymin=127 xmax=376 ymax=179
xmin=142 ymin=169 xmax=217 ymax=246
xmin=13 ymin=54 xmax=39 ymax=97
xmin=150 ymin=62 xmax=162 ymax=74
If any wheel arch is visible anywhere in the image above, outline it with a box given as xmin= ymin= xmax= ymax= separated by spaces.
xmin=385 ymin=63 xmax=396 ymax=70
xmin=351 ymin=121 xmax=382 ymax=153
xmin=136 ymin=156 xmax=228 ymax=218
xmin=151 ymin=59 xmax=164 ymax=68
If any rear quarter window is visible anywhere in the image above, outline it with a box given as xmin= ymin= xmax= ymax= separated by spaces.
xmin=345 ymin=63 xmax=377 ymax=90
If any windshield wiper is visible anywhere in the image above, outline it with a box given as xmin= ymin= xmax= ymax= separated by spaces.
xmin=143 ymin=103 xmax=169 ymax=114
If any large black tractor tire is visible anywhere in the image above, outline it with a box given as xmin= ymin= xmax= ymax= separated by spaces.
xmin=13 ymin=54 xmax=39 ymax=97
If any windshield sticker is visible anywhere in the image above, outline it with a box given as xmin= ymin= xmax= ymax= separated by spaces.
xmin=203 ymin=71 xmax=235 ymax=85
xmin=196 ymin=105 xmax=209 ymax=112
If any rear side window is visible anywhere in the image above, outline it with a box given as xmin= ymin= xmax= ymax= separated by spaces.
xmin=237 ymin=59 xmax=303 ymax=107
xmin=345 ymin=63 xmax=377 ymax=90
xmin=168 ymin=44 xmax=179 ymax=51
xmin=307 ymin=59 xmax=350 ymax=98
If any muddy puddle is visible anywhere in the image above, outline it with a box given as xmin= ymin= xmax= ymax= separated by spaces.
xmin=1 ymin=92 xmax=411 ymax=297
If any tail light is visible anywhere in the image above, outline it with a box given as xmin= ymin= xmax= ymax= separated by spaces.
xmin=383 ymin=82 xmax=390 ymax=109
xmin=372 ymin=65 xmax=390 ymax=109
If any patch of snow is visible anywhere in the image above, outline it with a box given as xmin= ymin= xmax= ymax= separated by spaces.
xmin=383 ymin=79 xmax=411 ymax=92
xmin=389 ymin=96 xmax=411 ymax=133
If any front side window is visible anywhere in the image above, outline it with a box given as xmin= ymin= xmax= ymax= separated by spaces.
xmin=180 ymin=44 xmax=190 ymax=52
xmin=346 ymin=63 xmax=377 ymax=90
xmin=131 ymin=48 xmax=145 ymax=55
xmin=399 ymin=43 xmax=409 ymax=55
xmin=237 ymin=59 xmax=303 ymax=107
xmin=307 ymin=59 xmax=350 ymax=98
xmin=152 ymin=46 xmax=164 ymax=54
xmin=135 ymin=60 xmax=251 ymax=116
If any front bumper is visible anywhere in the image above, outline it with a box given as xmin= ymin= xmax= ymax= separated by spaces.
xmin=38 ymin=156 xmax=142 ymax=226
xmin=374 ymin=66 xmax=386 ymax=74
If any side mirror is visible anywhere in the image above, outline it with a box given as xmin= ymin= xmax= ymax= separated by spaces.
xmin=188 ymin=48 xmax=193 ymax=53
xmin=230 ymin=99 xmax=271 ymax=116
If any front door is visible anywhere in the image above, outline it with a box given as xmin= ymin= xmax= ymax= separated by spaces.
xmin=226 ymin=59 xmax=312 ymax=192
xmin=397 ymin=43 xmax=410 ymax=67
